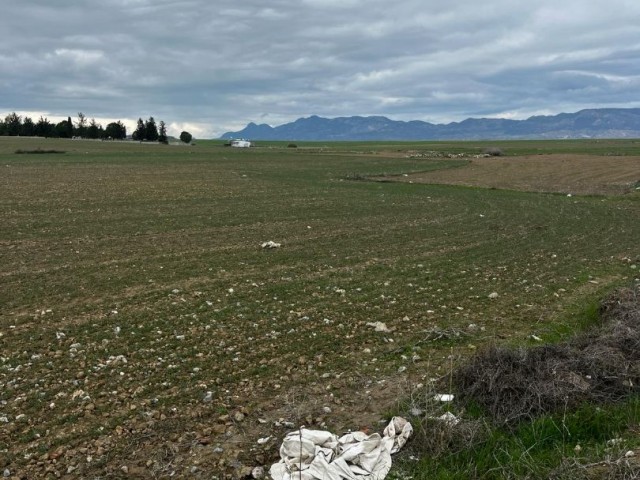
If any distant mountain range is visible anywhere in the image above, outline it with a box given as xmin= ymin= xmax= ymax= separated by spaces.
xmin=221 ymin=108 xmax=640 ymax=141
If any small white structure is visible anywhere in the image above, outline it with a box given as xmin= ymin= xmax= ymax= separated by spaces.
xmin=230 ymin=139 xmax=252 ymax=148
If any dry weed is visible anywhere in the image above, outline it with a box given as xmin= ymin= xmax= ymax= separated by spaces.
xmin=453 ymin=285 xmax=640 ymax=426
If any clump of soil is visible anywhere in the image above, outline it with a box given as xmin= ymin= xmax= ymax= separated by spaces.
xmin=453 ymin=284 xmax=640 ymax=425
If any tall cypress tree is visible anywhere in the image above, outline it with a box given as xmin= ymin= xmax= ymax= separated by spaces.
xmin=144 ymin=117 xmax=158 ymax=141
xmin=132 ymin=118 xmax=145 ymax=141
xmin=67 ymin=116 xmax=73 ymax=138
xmin=158 ymin=120 xmax=168 ymax=144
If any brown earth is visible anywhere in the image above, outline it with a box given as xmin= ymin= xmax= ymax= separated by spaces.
xmin=386 ymin=154 xmax=640 ymax=196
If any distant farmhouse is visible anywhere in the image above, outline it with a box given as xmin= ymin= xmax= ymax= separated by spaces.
xmin=230 ymin=139 xmax=252 ymax=148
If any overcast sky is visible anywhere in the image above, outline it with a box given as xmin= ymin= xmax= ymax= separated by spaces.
xmin=2 ymin=0 xmax=640 ymax=138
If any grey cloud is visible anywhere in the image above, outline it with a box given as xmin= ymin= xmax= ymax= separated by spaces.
xmin=1 ymin=0 xmax=640 ymax=137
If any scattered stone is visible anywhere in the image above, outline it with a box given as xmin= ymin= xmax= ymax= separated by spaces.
xmin=436 ymin=412 xmax=460 ymax=426
xmin=488 ymin=292 xmax=499 ymax=299
xmin=239 ymin=466 xmax=253 ymax=477
xmin=252 ymin=466 xmax=265 ymax=479
xmin=261 ymin=241 xmax=281 ymax=249
xmin=410 ymin=407 xmax=424 ymax=417
xmin=366 ymin=321 xmax=391 ymax=333
xmin=257 ymin=436 xmax=271 ymax=445
xmin=433 ymin=394 xmax=454 ymax=402
xmin=213 ymin=424 xmax=226 ymax=435
xmin=234 ymin=412 xmax=245 ymax=422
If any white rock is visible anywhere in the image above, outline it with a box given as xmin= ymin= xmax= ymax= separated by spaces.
xmin=257 ymin=436 xmax=271 ymax=445
xmin=261 ymin=241 xmax=281 ymax=249
xmin=252 ymin=466 xmax=265 ymax=479
xmin=488 ymin=292 xmax=499 ymax=299
xmin=366 ymin=322 xmax=391 ymax=333
xmin=433 ymin=394 xmax=454 ymax=402
xmin=437 ymin=412 xmax=460 ymax=426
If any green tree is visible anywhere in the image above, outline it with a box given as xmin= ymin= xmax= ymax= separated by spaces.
xmin=132 ymin=118 xmax=145 ymax=141
xmin=66 ymin=116 xmax=74 ymax=138
xmin=87 ymin=118 xmax=101 ymax=139
xmin=4 ymin=112 xmax=22 ymax=136
xmin=55 ymin=120 xmax=71 ymax=138
xmin=35 ymin=117 xmax=55 ymax=137
xmin=76 ymin=112 xmax=87 ymax=138
xmin=158 ymin=120 xmax=168 ymax=144
xmin=144 ymin=116 xmax=159 ymax=141
xmin=105 ymin=121 xmax=126 ymax=140
xmin=21 ymin=117 xmax=35 ymax=136
xmin=179 ymin=131 xmax=192 ymax=144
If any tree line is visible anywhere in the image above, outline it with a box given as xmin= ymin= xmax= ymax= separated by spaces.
xmin=0 ymin=112 xmax=192 ymax=143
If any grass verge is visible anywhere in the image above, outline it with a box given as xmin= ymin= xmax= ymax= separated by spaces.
xmin=392 ymin=285 xmax=640 ymax=479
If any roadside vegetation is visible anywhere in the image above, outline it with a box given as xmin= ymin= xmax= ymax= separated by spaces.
xmin=391 ymin=285 xmax=640 ymax=479
xmin=0 ymin=137 xmax=638 ymax=478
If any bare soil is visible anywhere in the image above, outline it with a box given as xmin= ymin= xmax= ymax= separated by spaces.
xmin=388 ymin=154 xmax=640 ymax=196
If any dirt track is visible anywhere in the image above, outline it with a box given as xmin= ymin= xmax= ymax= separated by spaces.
xmin=394 ymin=154 xmax=640 ymax=196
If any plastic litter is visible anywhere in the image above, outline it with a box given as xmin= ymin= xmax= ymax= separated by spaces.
xmin=269 ymin=416 xmax=412 ymax=480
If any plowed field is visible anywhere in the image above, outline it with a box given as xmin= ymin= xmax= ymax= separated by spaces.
xmin=391 ymin=154 xmax=640 ymax=196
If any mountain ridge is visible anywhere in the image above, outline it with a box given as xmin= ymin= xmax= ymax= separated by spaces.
xmin=220 ymin=108 xmax=640 ymax=141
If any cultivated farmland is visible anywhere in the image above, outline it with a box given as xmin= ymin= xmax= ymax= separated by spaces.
xmin=1 ymin=138 xmax=639 ymax=478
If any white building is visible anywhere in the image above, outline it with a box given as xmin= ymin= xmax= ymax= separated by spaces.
xmin=230 ymin=139 xmax=252 ymax=148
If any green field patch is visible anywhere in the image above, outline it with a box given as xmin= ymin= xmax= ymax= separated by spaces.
xmin=1 ymin=137 xmax=639 ymax=477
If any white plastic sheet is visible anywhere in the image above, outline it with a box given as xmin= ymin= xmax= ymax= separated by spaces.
xmin=269 ymin=416 xmax=412 ymax=480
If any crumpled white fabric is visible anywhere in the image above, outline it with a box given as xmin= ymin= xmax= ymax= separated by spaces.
xmin=269 ymin=416 xmax=412 ymax=480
